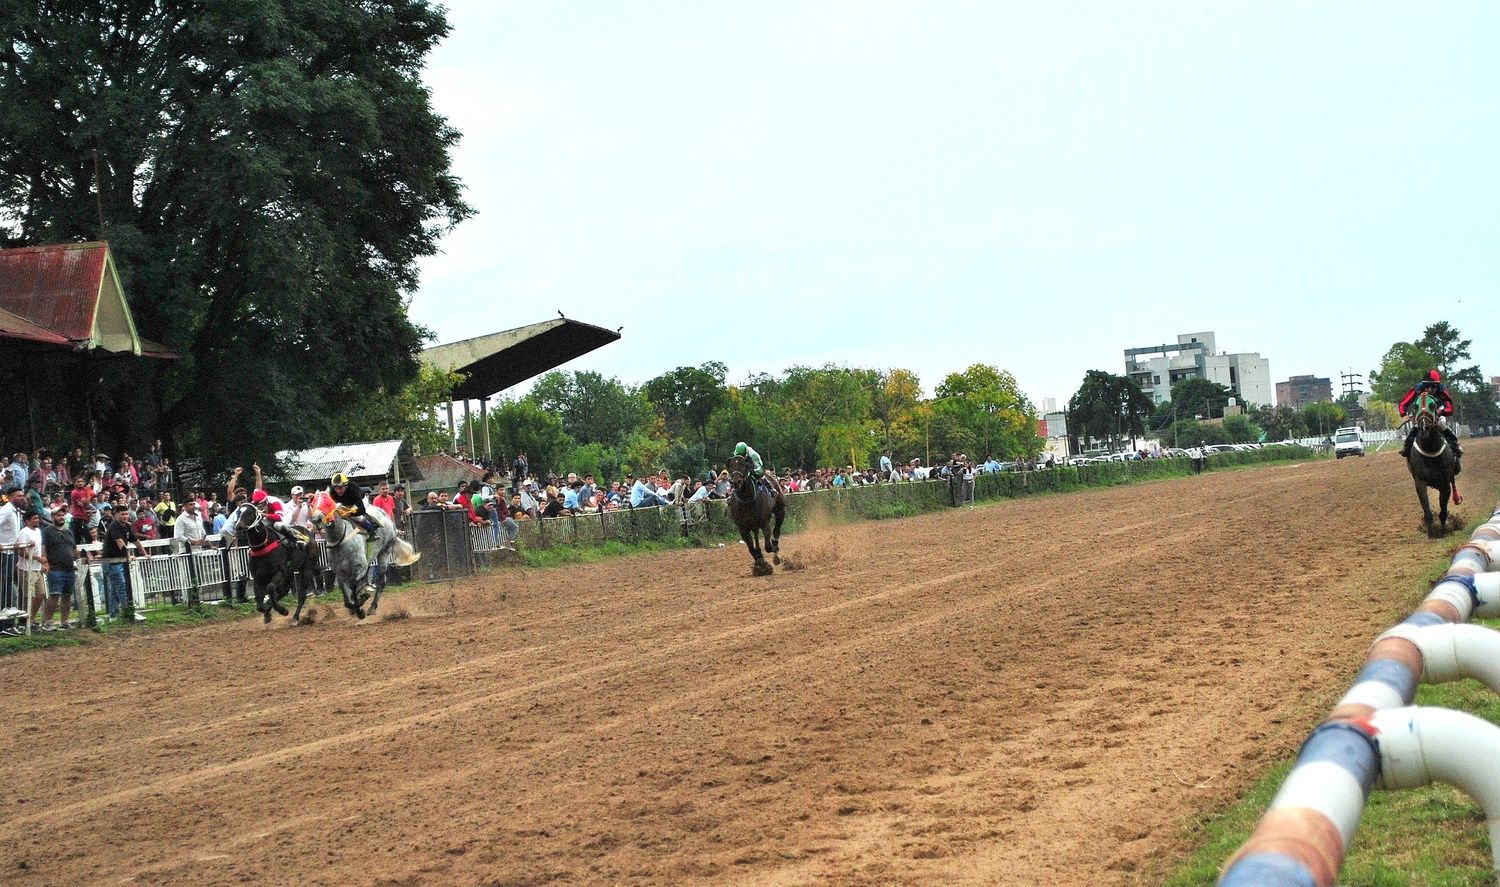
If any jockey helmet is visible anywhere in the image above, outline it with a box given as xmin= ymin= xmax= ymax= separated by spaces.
xmin=250 ymin=489 xmax=268 ymax=504
xmin=733 ymin=442 xmax=748 ymax=457
xmin=330 ymin=472 xmax=349 ymax=487
xmin=1428 ymin=369 xmax=1441 ymax=382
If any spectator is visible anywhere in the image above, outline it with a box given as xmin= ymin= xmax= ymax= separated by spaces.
xmin=153 ymin=490 xmax=177 ymax=530
xmin=511 ymin=451 xmax=528 ymax=494
xmin=630 ymin=476 xmax=671 ymax=508
xmin=0 ymin=487 xmax=27 ymax=619
xmin=17 ymin=509 xmax=45 ymax=629
xmin=37 ymin=508 xmax=83 ymax=630
xmin=422 ymin=491 xmax=443 ymax=510
xmin=132 ymin=506 xmax=159 ymax=540
xmin=391 ymin=485 xmax=409 ymax=528
xmin=101 ymin=506 xmax=147 ymax=621
xmin=8 ymin=452 xmax=29 ymax=490
xmin=173 ymin=499 xmax=211 ymax=554
xmin=285 ymin=486 xmax=314 ymax=531
xmin=372 ymin=482 xmax=396 ymax=520
xmin=454 ymin=482 xmax=487 ymax=526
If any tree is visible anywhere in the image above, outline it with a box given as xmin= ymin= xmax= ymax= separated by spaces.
xmin=1370 ymin=342 xmax=1439 ymax=405
xmin=1067 ymin=371 xmax=1152 ymax=452
xmin=862 ymin=367 xmax=922 ymax=451
xmin=0 ymin=1 xmax=472 ymax=469
xmin=643 ymin=363 xmax=727 ymax=445
xmin=1166 ymin=378 xmax=1236 ymax=423
xmin=487 ymin=399 xmax=573 ymax=478
xmin=1302 ymin=402 xmax=1346 ymax=439
xmin=529 ymin=371 xmax=654 ymax=449
xmin=338 ymin=364 xmax=463 ymax=456
xmin=1220 ymin=414 xmax=1263 ymax=444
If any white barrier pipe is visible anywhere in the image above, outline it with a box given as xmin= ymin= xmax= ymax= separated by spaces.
xmin=1370 ymin=706 xmax=1500 ymax=879
xmin=1381 ymin=622 xmax=1500 ymax=691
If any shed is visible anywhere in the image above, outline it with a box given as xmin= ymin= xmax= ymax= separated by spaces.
xmin=274 ymin=440 xmax=421 ymax=490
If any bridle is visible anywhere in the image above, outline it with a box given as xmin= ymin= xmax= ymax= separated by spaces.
xmin=1411 ymin=393 xmax=1449 ymax=458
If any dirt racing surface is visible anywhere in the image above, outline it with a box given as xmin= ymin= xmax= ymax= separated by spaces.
xmin=3 ymin=442 xmax=1496 ymax=886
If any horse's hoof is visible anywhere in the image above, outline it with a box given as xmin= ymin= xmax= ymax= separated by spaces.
xmin=274 ymin=604 xmax=289 ymax=616
xmin=356 ymin=609 xmax=366 ymax=620
xmin=263 ymin=610 xmax=272 ymax=624
xmin=753 ymin=562 xmax=774 ymax=576
xmin=772 ymin=554 xmax=781 ymax=565
xmin=291 ymin=617 xmax=301 ymax=627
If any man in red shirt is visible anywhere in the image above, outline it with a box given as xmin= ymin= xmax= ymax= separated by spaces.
xmin=372 ymin=482 xmax=396 ymax=520
xmin=68 ymin=476 xmax=94 ymax=543
xmin=131 ymin=508 xmax=159 ymax=540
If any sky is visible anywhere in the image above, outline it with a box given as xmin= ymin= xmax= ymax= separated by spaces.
xmin=410 ymin=1 xmax=1499 ymax=408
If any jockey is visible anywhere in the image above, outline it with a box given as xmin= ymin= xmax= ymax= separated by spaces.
xmin=732 ymin=442 xmax=779 ymax=493
xmin=329 ymin=472 xmax=381 ymax=536
xmin=1398 ymin=369 xmax=1462 ymax=459
xmin=250 ymin=488 xmax=302 ymax=547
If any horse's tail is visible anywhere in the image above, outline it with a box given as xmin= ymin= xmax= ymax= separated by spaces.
xmin=391 ymin=537 xmax=420 ymax=566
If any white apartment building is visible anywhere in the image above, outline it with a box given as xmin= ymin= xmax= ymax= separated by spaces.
xmin=1123 ymin=331 xmax=1273 ymax=407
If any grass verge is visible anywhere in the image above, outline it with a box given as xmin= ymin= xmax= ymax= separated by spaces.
xmin=1159 ymin=517 xmax=1500 ymax=887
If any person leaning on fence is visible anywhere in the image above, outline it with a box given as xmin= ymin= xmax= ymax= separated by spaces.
xmin=173 ymin=499 xmax=211 ymax=554
xmin=36 ymin=507 xmax=83 ymax=630
xmin=102 ymin=506 xmax=148 ymax=621
xmin=0 ymin=487 xmax=27 ymax=619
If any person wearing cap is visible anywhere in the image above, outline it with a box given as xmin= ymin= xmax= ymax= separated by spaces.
xmin=37 ymin=508 xmax=83 ymax=630
xmin=102 ymin=505 xmax=148 ymax=620
xmin=284 ymin=485 xmax=315 ymax=531
xmin=328 ymin=471 xmax=381 ymax=536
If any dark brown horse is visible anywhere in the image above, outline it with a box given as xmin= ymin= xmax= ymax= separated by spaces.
xmin=1407 ymin=392 xmax=1461 ymax=538
xmin=726 ymin=455 xmax=786 ymax=576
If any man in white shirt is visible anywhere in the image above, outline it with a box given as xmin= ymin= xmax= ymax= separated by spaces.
xmin=0 ymin=487 xmax=27 ymax=617
xmin=173 ymin=499 xmax=210 ymax=554
xmin=17 ymin=509 xmax=45 ymax=631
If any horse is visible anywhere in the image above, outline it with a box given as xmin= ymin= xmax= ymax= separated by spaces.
xmin=1406 ymin=391 xmax=1462 ymax=539
xmin=725 ymin=455 xmax=786 ymax=576
xmin=232 ymin=504 xmax=320 ymax=624
xmin=310 ymin=507 xmax=381 ymax=619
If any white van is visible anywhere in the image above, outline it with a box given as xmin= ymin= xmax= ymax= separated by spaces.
xmin=1333 ymin=426 xmax=1365 ymax=459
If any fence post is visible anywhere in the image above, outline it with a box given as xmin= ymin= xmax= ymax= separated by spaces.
xmin=81 ymin=562 xmax=98 ymax=629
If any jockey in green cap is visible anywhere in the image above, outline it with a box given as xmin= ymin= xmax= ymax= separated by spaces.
xmin=732 ymin=442 xmax=779 ymax=493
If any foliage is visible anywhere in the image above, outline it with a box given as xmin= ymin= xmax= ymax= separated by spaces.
xmin=337 ymin=365 xmax=463 ymax=456
xmin=0 ymin=0 xmax=471 ymax=469
xmin=1165 ymin=377 xmax=1236 ymax=423
xmin=935 ymin=364 xmax=1041 ymax=460
xmin=1219 ymin=414 xmax=1262 ymax=444
xmin=486 ymin=398 xmax=573 ymax=478
xmin=643 ymin=363 xmax=727 ymax=445
xmin=529 ymin=371 xmax=655 ymax=450
xmin=1370 ymin=342 xmax=1439 ymax=405
xmin=1068 ymin=370 xmax=1153 ymax=452
xmin=1301 ymin=402 xmax=1347 ymax=437
xmin=1248 ymin=404 xmax=1306 ymax=441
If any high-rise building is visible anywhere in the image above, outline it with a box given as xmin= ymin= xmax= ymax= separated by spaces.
xmin=1275 ymin=375 xmax=1333 ymax=408
xmin=1123 ymin=331 xmax=1272 ymax=407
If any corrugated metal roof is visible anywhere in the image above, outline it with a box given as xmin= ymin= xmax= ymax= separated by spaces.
xmin=414 ymin=454 xmax=489 ymax=492
xmin=423 ymin=317 xmax=621 ymax=399
xmin=0 ymin=305 xmax=72 ymax=346
xmin=274 ymin=440 xmax=421 ymax=484
xmin=0 ymin=242 xmax=108 ymax=343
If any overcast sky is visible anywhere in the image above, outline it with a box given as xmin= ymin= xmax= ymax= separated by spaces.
xmin=410 ymin=1 xmax=1498 ymax=407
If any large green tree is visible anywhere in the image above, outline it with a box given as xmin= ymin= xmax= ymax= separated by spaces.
xmin=1369 ymin=342 xmax=1439 ymax=405
xmin=0 ymin=0 xmax=470 ymax=470
xmin=529 ymin=370 xmax=654 ymax=450
xmin=935 ymin=364 xmax=1040 ymax=460
xmin=1068 ymin=370 xmax=1152 ymax=452
xmin=643 ymin=362 xmax=727 ymax=446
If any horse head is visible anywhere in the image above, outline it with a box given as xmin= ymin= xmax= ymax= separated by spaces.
xmin=234 ymin=503 xmax=264 ymax=541
xmin=725 ymin=455 xmax=750 ymax=482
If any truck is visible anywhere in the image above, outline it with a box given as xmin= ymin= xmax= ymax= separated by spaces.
xmin=1333 ymin=426 xmax=1365 ymax=459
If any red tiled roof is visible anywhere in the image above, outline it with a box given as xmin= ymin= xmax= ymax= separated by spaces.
xmin=0 ymin=241 xmax=109 ymax=343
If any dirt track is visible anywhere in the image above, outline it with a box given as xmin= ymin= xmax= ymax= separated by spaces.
xmin=2 ymin=442 xmax=1495 ymax=886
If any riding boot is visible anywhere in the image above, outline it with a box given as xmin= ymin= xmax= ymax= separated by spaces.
xmin=1400 ymin=428 xmax=1416 ymax=457
xmin=1444 ymin=428 xmax=1463 ymax=457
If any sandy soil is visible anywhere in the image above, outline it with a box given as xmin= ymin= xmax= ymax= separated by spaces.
xmin=2 ymin=441 xmax=1494 ymax=886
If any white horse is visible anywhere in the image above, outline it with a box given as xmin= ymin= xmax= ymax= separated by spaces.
xmin=309 ymin=498 xmax=417 ymax=620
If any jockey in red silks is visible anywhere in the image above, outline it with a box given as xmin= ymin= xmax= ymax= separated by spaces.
xmin=1398 ymin=369 xmax=1462 ymax=459
xmin=250 ymin=488 xmax=302 ymax=546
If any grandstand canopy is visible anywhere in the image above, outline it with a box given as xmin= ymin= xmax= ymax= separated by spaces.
xmin=422 ymin=317 xmax=621 ymax=400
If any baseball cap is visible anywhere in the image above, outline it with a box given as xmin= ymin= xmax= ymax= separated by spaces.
xmin=290 ymin=485 xmax=304 ymax=496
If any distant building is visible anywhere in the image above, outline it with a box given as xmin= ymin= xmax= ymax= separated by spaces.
xmin=1123 ymin=331 xmax=1273 ymax=408
xmin=1275 ymin=375 xmax=1333 ymax=408
xmin=1491 ymin=376 xmax=1500 ymax=402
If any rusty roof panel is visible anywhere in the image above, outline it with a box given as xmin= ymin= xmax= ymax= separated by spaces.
xmin=0 ymin=241 xmax=108 ymax=343
xmin=0 ymin=306 xmax=72 ymax=346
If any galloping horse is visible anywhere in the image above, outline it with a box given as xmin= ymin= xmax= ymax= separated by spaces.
xmin=311 ymin=507 xmax=381 ymax=619
xmin=1407 ymin=391 xmax=1462 ymax=538
xmin=725 ymin=454 xmax=786 ymax=576
xmin=232 ymin=504 xmax=320 ymax=624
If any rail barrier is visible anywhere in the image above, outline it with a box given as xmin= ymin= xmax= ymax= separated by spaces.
xmin=1218 ymin=501 xmax=1500 ymax=885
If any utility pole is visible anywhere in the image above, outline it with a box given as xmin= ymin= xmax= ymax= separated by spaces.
xmin=1340 ymin=369 xmax=1362 ymax=399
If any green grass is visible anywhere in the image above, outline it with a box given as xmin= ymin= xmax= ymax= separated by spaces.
xmin=1159 ymin=513 xmax=1500 ymax=887
xmin=515 ymin=536 xmax=699 ymax=568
